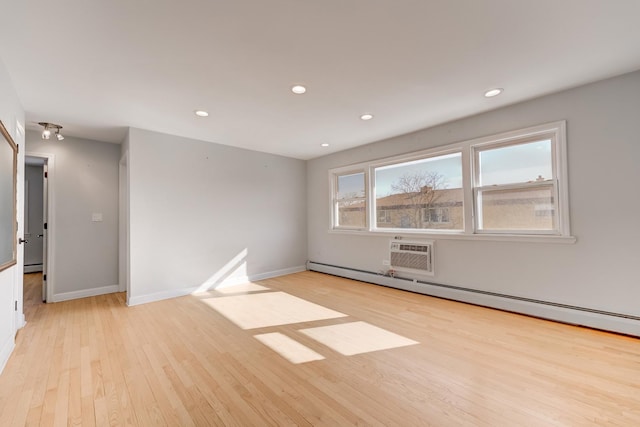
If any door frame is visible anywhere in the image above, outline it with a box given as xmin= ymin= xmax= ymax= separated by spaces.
xmin=23 ymin=161 xmax=45 ymax=273
xmin=118 ymin=152 xmax=129 ymax=298
xmin=25 ymin=151 xmax=55 ymax=303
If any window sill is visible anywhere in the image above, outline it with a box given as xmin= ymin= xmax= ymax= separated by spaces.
xmin=328 ymin=228 xmax=577 ymax=244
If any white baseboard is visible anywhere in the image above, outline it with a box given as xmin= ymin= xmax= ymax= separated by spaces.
xmin=206 ymin=265 xmax=307 ymax=290
xmin=17 ymin=313 xmax=26 ymax=329
xmin=0 ymin=334 xmax=16 ymax=376
xmin=127 ymin=265 xmax=306 ymax=307
xmin=308 ymin=262 xmax=640 ymax=337
xmin=127 ymin=286 xmax=200 ymax=307
xmin=24 ymin=265 xmax=43 ymax=273
xmin=51 ymin=284 xmax=120 ymax=303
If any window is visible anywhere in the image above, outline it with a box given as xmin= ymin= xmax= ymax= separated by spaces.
xmin=377 ymin=209 xmax=392 ymax=224
xmin=374 ymin=152 xmax=463 ymax=230
xmin=474 ymin=135 xmax=560 ymax=234
xmin=329 ymin=121 xmax=570 ymax=241
xmin=422 ymin=207 xmax=450 ymax=224
xmin=333 ymin=171 xmax=366 ymax=229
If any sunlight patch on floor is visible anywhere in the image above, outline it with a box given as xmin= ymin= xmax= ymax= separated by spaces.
xmin=254 ymin=332 xmax=325 ymax=364
xmin=201 ymin=291 xmax=347 ymax=329
xmin=300 ymin=321 xmax=419 ymax=356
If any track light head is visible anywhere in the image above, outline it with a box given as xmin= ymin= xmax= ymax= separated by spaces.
xmin=38 ymin=122 xmax=63 ymax=141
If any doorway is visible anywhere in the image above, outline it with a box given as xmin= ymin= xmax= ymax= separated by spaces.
xmin=24 ymin=154 xmax=51 ymax=302
xmin=24 ymin=160 xmax=44 ymax=272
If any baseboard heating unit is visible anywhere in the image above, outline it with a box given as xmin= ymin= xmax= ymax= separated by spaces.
xmin=307 ymin=261 xmax=640 ymax=337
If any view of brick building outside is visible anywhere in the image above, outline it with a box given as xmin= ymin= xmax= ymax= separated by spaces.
xmin=338 ymin=186 xmax=554 ymax=231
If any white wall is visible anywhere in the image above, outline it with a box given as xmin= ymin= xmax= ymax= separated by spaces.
xmin=26 ymin=132 xmax=120 ymax=300
xmin=127 ymin=128 xmax=307 ymax=305
xmin=308 ymin=70 xmax=640 ymax=322
xmin=0 ymin=58 xmax=24 ymax=374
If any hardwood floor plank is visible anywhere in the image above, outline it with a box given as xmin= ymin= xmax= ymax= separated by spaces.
xmin=10 ymin=389 xmax=33 ymax=427
xmin=52 ymin=370 xmax=70 ymax=427
xmin=1 ymin=271 xmax=639 ymax=426
xmin=140 ymin=343 xmax=197 ymax=426
xmin=67 ymin=367 xmax=82 ymax=426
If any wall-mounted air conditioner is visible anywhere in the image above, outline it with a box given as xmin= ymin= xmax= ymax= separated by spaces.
xmin=390 ymin=240 xmax=434 ymax=276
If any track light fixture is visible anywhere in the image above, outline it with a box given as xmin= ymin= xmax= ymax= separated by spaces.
xmin=38 ymin=122 xmax=64 ymax=141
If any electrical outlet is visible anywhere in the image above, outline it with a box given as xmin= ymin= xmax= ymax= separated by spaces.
xmin=382 ymin=259 xmax=390 ymax=266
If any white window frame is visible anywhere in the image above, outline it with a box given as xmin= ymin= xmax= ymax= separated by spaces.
xmin=331 ymin=168 xmax=368 ymax=231
xmin=471 ymin=121 xmax=569 ymax=236
xmin=370 ymin=147 xmax=464 ymax=234
xmin=328 ymin=121 xmax=573 ymax=243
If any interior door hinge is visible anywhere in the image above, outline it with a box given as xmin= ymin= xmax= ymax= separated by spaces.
xmin=15 ymin=301 xmax=17 ymax=311
xmin=44 ymin=274 xmax=47 ymax=281
xmin=44 ymin=171 xmax=48 ymax=178
xmin=44 ymin=222 xmax=47 ymax=230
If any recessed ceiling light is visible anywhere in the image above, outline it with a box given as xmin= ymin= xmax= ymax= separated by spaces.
xmin=195 ymin=110 xmax=209 ymax=117
xmin=321 ymin=143 xmax=329 ymax=147
xmin=360 ymin=113 xmax=374 ymax=121
xmin=291 ymin=85 xmax=307 ymax=94
xmin=484 ymin=88 xmax=503 ymax=98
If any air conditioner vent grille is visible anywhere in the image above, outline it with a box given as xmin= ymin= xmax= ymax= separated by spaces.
xmin=391 ymin=251 xmax=430 ymax=271
xmin=390 ymin=240 xmax=434 ymax=276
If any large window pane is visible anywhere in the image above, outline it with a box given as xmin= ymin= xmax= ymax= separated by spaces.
xmin=478 ymin=185 xmax=556 ymax=231
xmin=374 ymin=153 xmax=463 ymax=230
xmin=478 ymin=139 xmax=552 ymax=186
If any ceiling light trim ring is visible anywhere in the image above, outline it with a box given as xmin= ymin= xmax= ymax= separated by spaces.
xmin=484 ymin=88 xmax=503 ymax=98
xmin=291 ymin=85 xmax=307 ymax=94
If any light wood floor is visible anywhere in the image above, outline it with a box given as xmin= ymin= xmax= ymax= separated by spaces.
xmin=1 ymin=272 xmax=639 ymax=426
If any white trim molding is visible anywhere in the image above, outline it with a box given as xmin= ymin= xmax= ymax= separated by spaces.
xmin=127 ymin=265 xmax=307 ymax=306
xmin=0 ymin=335 xmax=16 ymax=376
xmin=127 ymin=286 xmax=199 ymax=307
xmin=51 ymin=284 xmax=120 ymax=303
xmin=24 ymin=265 xmax=43 ymax=273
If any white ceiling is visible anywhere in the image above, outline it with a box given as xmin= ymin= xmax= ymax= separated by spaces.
xmin=1 ymin=1 xmax=639 ymax=160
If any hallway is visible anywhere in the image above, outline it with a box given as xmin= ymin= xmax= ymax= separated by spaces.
xmin=23 ymin=273 xmax=44 ymax=317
